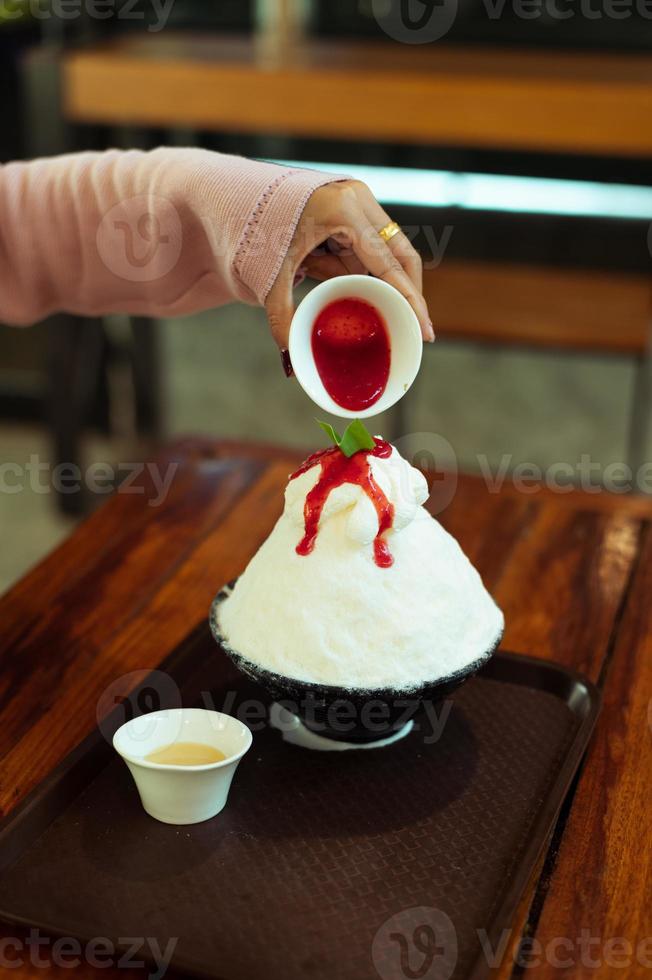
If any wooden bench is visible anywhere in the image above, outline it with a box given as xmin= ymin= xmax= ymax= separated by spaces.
xmin=424 ymin=260 xmax=651 ymax=354
xmin=62 ymin=34 xmax=652 ymax=157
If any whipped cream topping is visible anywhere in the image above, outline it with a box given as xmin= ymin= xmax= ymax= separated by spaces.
xmin=217 ymin=443 xmax=504 ymax=691
xmin=284 ymin=440 xmax=429 ymax=549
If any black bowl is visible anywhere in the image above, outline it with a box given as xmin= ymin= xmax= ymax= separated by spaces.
xmin=209 ymin=583 xmax=501 ymax=744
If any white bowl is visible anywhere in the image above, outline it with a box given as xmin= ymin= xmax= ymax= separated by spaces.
xmin=288 ymin=275 xmax=422 ymax=419
xmin=113 ymin=708 xmax=252 ymax=825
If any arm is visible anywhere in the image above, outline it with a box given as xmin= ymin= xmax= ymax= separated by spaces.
xmin=0 ymin=146 xmax=432 ymax=348
xmin=0 ymin=147 xmax=342 ymax=326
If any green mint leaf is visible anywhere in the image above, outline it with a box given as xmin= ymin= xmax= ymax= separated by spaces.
xmin=338 ymin=420 xmax=376 ymax=457
xmin=317 ymin=420 xmax=342 ymax=447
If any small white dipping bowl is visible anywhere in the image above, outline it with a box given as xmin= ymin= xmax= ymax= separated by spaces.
xmin=288 ymin=275 xmax=423 ymax=419
xmin=113 ymin=708 xmax=252 ymax=825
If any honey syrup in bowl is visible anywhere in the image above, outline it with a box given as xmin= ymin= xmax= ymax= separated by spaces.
xmin=113 ymin=708 xmax=252 ymax=824
xmin=145 ymin=742 xmax=226 ymax=766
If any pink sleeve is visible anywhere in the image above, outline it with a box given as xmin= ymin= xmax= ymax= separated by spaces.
xmin=0 ymin=147 xmax=344 ymax=326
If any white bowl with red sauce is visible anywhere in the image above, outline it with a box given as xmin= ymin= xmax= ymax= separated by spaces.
xmin=289 ymin=275 xmax=423 ymax=418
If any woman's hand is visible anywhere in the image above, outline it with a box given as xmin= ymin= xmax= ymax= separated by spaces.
xmin=264 ymin=180 xmax=434 ymax=357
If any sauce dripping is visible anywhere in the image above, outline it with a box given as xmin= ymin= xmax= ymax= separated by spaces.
xmin=312 ymin=298 xmax=391 ymax=411
xmin=289 ymin=438 xmax=395 ymax=568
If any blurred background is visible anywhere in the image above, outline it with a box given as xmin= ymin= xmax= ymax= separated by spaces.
xmin=1 ymin=0 xmax=651 ymax=592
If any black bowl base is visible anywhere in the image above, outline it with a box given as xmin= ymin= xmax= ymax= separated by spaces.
xmin=269 ymin=701 xmax=415 ymax=751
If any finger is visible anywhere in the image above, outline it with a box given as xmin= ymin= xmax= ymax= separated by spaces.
xmin=350 ymin=213 xmax=433 ymax=341
xmin=368 ymin=212 xmax=423 ymax=294
xmin=363 ymin=203 xmax=423 ymax=293
xmin=325 ymin=235 xmax=367 ymax=276
xmin=265 ymin=258 xmax=295 ymax=351
xmin=265 ymin=236 xmax=337 ymax=349
xmin=266 ymin=244 xmax=356 ymax=349
xmin=353 ymin=183 xmax=423 ymax=291
xmin=268 ymin=249 xmax=361 ymax=348
xmin=304 ymin=253 xmax=352 ymax=281
xmin=337 ymin=250 xmax=367 ymax=276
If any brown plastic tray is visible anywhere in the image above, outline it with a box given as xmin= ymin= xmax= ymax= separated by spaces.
xmin=0 ymin=625 xmax=599 ymax=980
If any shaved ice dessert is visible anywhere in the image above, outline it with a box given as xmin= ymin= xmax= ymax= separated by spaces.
xmin=214 ymin=424 xmax=503 ymax=700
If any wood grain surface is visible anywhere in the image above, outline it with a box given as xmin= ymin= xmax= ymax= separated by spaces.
xmin=62 ymin=35 xmax=652 ymax=156
xmin=423 ymin=262 xmax=652 ymax=356
xmin=0 ymin=439 xmax=650 ymax=978
xmin=530 ymin=524 xmax=652 ymax=979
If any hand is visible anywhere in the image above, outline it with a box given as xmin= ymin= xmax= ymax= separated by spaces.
xmin=264 ymin=180 xmax=434 ymax=355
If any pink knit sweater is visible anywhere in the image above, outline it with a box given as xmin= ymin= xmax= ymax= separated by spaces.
xmin=0 ymin=148 xmax=342 ymax=326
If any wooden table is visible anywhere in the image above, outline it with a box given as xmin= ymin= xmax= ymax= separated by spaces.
xmin=1 ymin=439 xmax=651 ymax=978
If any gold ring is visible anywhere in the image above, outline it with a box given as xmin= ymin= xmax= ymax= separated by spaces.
xmin=378 ymin=220 xmax=401 ymax=243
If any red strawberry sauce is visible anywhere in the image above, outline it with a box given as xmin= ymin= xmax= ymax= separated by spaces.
xmin=289 ymin=438 xmax=395 ymax=568
xmin=312 ymin=298 xmax=391 ymax=411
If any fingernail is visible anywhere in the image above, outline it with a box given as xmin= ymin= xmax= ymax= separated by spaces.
xmin=326 ymin=237 xmax=343 ymax=255
xmin=426 ymin=319 xmax=435 ymax=342
xmin=293 ymin=265 xmax=308 ymax=288
xmin=280 ymin=349 xmax=294 ymax=378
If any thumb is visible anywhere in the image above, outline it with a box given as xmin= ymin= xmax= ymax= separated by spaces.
xmin=265 ymin=262 xmax=295 ymax=351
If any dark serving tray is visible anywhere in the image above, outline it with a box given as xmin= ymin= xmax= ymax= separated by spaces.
xmin=0 ymin=625 xmax=599 ymax=980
